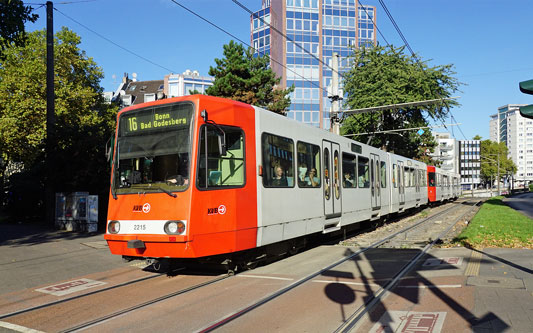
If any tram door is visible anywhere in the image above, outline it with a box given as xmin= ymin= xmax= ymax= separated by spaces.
xmin=415 ymin=168 xmax=421 ymax=203
xmin=322 ymin=140 xmax=341 ymax=218
xmin=398 ymin=161 xmax=405 ymax=206
xmin=370 ymin=154 xmax=381 ymax=210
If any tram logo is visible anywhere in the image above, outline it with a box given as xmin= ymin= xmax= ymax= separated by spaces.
xmin=133 ymin=204 xmax=151 ymax=213
xmin=207 ymin=205 xmax=226 ymax=215
xmin=142 ymin=203 xmax=151 ymax=213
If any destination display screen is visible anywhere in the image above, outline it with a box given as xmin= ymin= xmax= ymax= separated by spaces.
xmin=119 ymin=102 xmax=193 ymax=136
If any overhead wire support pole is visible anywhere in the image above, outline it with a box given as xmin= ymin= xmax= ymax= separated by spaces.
xmin=46 ymin=1 xmax=55 ymax=226
xmin=329 ymin=53 xmax=342 ymax=135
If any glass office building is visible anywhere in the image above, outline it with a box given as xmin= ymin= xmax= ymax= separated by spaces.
xmin=251 ymin=0 xmax=376 ymax=129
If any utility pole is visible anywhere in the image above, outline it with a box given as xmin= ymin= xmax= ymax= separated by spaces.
xmin=45 ymin=1 xmax=55 ymax=226
xmin=328 ymin=53 xmax=342 ymax=135
xmin=497 ymin=153 xmax=500 ymax=196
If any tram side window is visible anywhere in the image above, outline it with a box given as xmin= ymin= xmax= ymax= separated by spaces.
xmin=197 ymin=125 xmax=245 ymax=189
xmin=342 ymin=153 xmax=356 ymax=188
xmin=392 ymin=164 xmax=398 ymax=188
xmin=297 ymin=141 xmax=321 ymax=188
xmin=380 ymin=161 xmax=387 ymax=188
xmin=403 ymin=167 xmax=410 ymax=187
xmin=358 ymin=156 xmax=370 ymax=188
xmin=420 ymin=169 xmax=427 ymax=187
xmin=262 ymin=133 xmax=294 ymax=188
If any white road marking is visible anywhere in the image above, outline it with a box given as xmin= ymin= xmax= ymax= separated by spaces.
xmin=238 ymin=274 xmax=294 ymax=281
xmin=312 ymin=279 xmax=462 ymax=289
xmin=0 ymin=321 xmax=45 ymax=333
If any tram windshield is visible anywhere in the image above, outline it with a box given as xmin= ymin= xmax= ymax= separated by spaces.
xmin=113 ymin=102 xmax=194 ymax=195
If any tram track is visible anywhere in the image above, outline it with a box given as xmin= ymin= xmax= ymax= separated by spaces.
xmin=334 ymin=200 xmax=480 ymax=333
xmin=60 ymin=273 xmax=230 ymax=333
xmin=197 ymin=200 xmax=480 ymax=332
xmin=0 ymin=267 xmax=230 ymax=333
xmin=0 ymin=201 xmax=480 ymax=332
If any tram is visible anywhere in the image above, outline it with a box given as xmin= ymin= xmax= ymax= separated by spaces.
xmin=104 ymin=95 xmax=460 ymax=267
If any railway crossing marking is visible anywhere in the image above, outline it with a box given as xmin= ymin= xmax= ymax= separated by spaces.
xmin=369 ymin=311 xmax=447 ymax=333
xmin=35 ymin=278 xmax=107 ymax=296
xmin=423 ymin=257 xmax=463 ymax=267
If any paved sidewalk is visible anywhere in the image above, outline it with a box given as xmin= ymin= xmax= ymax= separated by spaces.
xmin=0 ymin=222 xmax=129 ymax=295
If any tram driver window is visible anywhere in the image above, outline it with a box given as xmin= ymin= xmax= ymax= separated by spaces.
xmin=262 ymin=133 xmax=294 ymax=188
xmin=358 ymin=156 xmax=370 ymax=188
xmin=197 ymin=125 xmax=245 ymax=189
xmin=297 ymin=141 xmax=321 ymax=188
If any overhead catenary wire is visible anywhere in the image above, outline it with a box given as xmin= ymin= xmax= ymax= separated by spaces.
xmin=377 ymin=0 xmax=467 ymax=140
xmin=232 ymin=0 xmax=343 ymax=78
xmin=54 ymin=7 xmax=179 ymax=73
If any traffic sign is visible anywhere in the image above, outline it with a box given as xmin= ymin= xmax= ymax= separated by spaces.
xmin=519 ymin=79 xmax=533 ymax=119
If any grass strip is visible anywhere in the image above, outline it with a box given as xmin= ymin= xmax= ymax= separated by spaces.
xmin=453 ymin=196 xmax=533 ymax=249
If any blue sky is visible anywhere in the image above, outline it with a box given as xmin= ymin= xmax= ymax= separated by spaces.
xmin=26 ymin=0 xmax=533 ymax=141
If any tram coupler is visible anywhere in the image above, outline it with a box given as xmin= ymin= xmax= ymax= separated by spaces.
xmin=147 ymin=258 xmax=170 ymax=272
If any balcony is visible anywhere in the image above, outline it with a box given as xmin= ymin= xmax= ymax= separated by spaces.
xmin=441 ymin=163 xmax=454 ymax=171
xmin=439 ymin=153 xmax=453 ymax=160
xmin=439 ymin=144 xmax=454 ymax=151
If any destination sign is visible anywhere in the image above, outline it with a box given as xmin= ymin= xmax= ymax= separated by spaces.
xmin=120 ymin=104 xmax=192 ymax=135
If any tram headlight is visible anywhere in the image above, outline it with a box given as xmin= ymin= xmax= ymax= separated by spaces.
xmin=108 ymin=220 xmax=120 ymax=234
xmin=164 ymin=220 xmax=185 ymax=235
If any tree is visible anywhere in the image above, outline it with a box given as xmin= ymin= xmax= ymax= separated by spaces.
xmin=0 ymin=0 xmax=38 ymax=59
xmin=206 ymin=40 xmax=293 ymax=115
xmin=341 ymin=45 xmax=461 ymax=161
xmin=479 ymin=140 xmax=516 ymax=184
xmin=473 ymin=135 xmax=482 ymax=140
xmin=0 ymin=27 xmax=117 ymax=220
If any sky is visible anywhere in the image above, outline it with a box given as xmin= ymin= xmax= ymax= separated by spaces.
xmin=25 ymin=0 xmax=533 ymax=141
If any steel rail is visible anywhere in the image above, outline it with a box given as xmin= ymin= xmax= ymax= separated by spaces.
xmin=198 ymin=201 xmax=466 ymax=332
xmin=335 ymin=200 xmax=480 ymax=333
xmin=61 ymin=273 xmax=230 ymax=333
xmin=0 ymin=268 xmax=174 ymax=320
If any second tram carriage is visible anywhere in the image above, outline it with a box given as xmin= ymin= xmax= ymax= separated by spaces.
xmin=105 ymin=95 xmax=460 ymax=267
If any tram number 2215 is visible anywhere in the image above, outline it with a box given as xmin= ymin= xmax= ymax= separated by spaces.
xmin=133 ymin=224 xmax=146 ymax=231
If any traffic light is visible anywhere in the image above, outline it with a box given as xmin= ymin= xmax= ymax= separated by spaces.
xmin=519 ymin=79 xmax=533 ymax=119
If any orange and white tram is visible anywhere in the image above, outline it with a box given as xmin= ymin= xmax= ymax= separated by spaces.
xmin=104 ymin=95 xmax=459 ymax=267
xmin=427 ymin=165 xmax=461 ymax=203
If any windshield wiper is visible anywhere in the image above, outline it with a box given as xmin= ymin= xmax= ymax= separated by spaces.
xmin=132 ymin=184 xmax=177 ymax=198
xmin=156 ymin=184 xmax=177 ymax=198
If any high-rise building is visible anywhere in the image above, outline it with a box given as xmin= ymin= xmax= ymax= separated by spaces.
xmin=251 ymin=0 xmax=377 ymax=129
xmin=489 ymin=104 xmax=533 ymax=185
xmin=459 ymin=140 xmax=481 ymax=190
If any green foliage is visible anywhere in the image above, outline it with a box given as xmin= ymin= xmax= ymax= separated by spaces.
xmin=341 ymin=45 xmax=461 ymax=160
xmin=479 ymin=140 xmax=516 ymax=182
xmin=473 ymin=134 xmax=482 ymax=140
xmin=0 ymin=27 xmax=118 ymax=219
xmin=453 ymin=196 xmax=533 ymax=248
xmin=206 ymin=40 xmax=293 ymax=115
xmin=0 ymin=0 xmax=38 ymax=59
